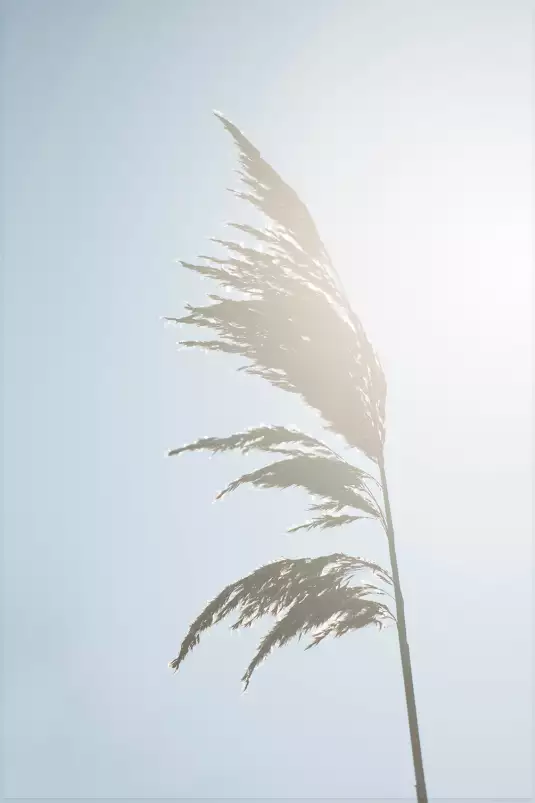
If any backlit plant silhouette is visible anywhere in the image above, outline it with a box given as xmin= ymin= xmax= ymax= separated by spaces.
xmin=166 ymin=114 xmax=428 ymax=802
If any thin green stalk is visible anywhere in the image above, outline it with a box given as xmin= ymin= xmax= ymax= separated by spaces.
xmin=378 ymin=458 xmax=428 ymax=803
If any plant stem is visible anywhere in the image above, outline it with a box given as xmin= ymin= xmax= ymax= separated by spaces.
xmin=378 ymin=458 xmax=428 ymax=803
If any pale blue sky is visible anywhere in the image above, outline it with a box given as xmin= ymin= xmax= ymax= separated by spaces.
xmin=3 ymin=0 xmax=532 ymax=798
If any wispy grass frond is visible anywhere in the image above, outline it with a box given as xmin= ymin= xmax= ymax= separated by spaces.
xmin=287 ymin=513 xmax=370 ymax=533
xmin=167 ymin=114 xmax=386 ymax=462
xmin=168 ymin=425 xmax=333 ymax=459
xmin=170 ymin=553 xmax=393 ymax=687
xmin=169 ymin=427 xmax=383 ymax=522
xmin=216 ymin=454 xmax=379 ymax=518
xmin=242 ymin=585 xmax=391 ymax=688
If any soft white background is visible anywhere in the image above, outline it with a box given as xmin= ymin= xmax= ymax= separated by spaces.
xmin=3 ymin=0 xmax=532 ymax=798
